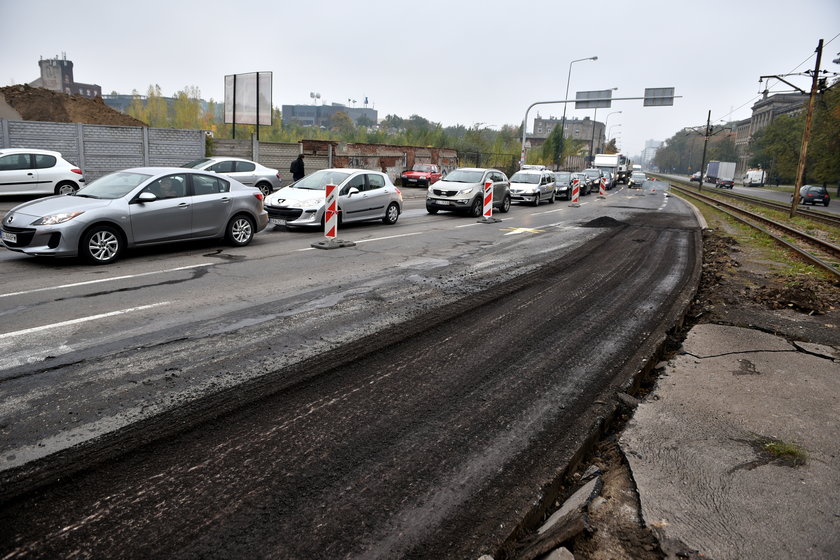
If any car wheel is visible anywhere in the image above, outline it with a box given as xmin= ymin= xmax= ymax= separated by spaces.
xmin=256 ymin=182 xmax=272 ymax=197
xmin=426 ymin=205 xmax=439 ymax=215
xmin=469 ymin=196 xmax=483 ymax=217
xmin=226 ymin=214 xmax=255 ymax=246
xmin=56 ymin=181 xmax=78 ymax=195
xmin=382 ymin=202 xmax=400 ymax=225
xmin=499 ymin=194 xmax=511 ymax=213
xmin=549 ymin=190 xmax=556 ymax=204
xmin=532 ymin=193 xmax=541 ymax=207
xmin=824 ymin=201 xmax=829 ymax=207
xmin=80 ymin=225 xmax=123 ymax=265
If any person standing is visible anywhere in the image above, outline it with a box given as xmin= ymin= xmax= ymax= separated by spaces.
xmin=290 ymin=154 xmax=305 ymax=182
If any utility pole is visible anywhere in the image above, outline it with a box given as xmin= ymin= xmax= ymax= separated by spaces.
xmin=698 ymin=110 xmax=712 ymax=192
xmin=790 ymin=39 xmax=823 ymax=217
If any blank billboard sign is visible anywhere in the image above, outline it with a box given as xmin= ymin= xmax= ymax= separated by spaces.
xmin=644 ymin=87 xmax=675 ymax=107
xmin=575 ymin=90 xmax=613 ymax=109
xmin=224 ymin=72 xmax=272 ymax=125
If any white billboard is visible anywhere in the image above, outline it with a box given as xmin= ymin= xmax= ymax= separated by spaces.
xmin=224 ymin=72 xmax=272 ymax=126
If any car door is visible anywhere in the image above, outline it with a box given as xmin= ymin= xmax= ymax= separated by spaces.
xmin=0 ymin=153 xmax=39 ymax=195
xmin=128 ymin=173 xmax=193 ymax=243
xmin=491 ymin=171 xmax=508 ymax=203
xmin=190 ymin=173 xmax=233 ymax=238
xmin=232 ymin=161 xmax=258 ymax=187
xmin=360 ymin=173 xmax=390 ymax=220
xmin=338 ymin=174 xmax=368 ymax=222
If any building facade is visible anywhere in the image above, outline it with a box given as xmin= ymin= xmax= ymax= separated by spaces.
xmin=282 ymin=104 xmax=377 ymax=128
xmin=530 ymin=116 xmax=605 ymax=153
xmin=29 ymin=55 xmax=101 ymax=99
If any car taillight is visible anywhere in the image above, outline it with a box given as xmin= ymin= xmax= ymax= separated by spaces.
xmin=276 ymin=173 xmax=282 ymax=180
xmin=395 ymin=187 xmax=401 ymax=195
xmin=71 ymin=168 xmax=83 ymax=175
xmin=254 ymin=193 xmax=264 ymax=201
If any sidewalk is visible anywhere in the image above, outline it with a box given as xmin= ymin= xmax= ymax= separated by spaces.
xmin=620 ymin=323 xmax=840 ymax=559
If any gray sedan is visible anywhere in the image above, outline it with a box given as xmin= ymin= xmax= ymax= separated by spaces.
xmin=183 ymin=157 xmax=282 ymax=196
xmin=0 ymin=167 xmax=268 ymax=264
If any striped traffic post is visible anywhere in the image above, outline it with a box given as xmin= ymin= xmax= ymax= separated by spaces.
xmin=570 ymin=178 xmax=581 ymax=207
xmin=310 ymin=183 xmax=356 ymax=249
xmin=477 ymin=179 xmax=501 ymax=223
xmin=598 ymin=176 xmax=607 ymax=199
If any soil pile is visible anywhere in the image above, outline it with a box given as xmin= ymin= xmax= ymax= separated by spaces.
xmin=0 ymin=84 xmax=146 ymax=127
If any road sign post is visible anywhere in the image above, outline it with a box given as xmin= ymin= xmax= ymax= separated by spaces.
xmin=477 ymin=180 xmax=502 ymax=223
xmin=311 ymin=183 xmax=356 ymax=249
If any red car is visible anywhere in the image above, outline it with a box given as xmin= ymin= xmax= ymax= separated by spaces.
xmin=400 ymin=163 xmax=442 ymax=188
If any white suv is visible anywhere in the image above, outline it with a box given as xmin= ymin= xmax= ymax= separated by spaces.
xmin=0 ymin=148 xmax=85 ymax=196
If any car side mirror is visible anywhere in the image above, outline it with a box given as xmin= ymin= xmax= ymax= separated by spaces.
xmin=135 ymin=191 xmax=157 ymax=203
xmin=347 ymin=187 xmax=360 ymax=196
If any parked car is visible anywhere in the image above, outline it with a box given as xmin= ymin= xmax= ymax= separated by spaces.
xmin=554 ymin=171 xmax=574 ymax=200
xmin=797 ymin=184 xmax=830 ymax=206
xmin=628 ymin=171 xmax=647 ymax=188
xmin=264 ymin=168 xmax=402 ymax=228
xmin=425 ymin=167 xmax=511 ymax=216
xmin=182 ymin=157 xmax=282 ymax=196
xmin=509 ymin=169 xmax=556 ymax=206
xmin=400 ymin=163 xmax=443 ymax=188
xmin=0 ymin=168 xmax=268 ymax=264
xmin=581 ymin=168 xmax=603 ymax=192
xmin=570 ymin=172 xmax=591 ymax=196
xmin=0 ymin=148 xmax=85 ymax=196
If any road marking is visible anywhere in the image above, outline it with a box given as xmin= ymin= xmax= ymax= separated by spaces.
xmin=531 ymin=208 xmax=566 ymax=215
xmin=0 ymin=263 xmax=215 ymax=299
xmin=502 ymin=227 xmax=545 ymax=236
xmin=0 ymin=302 xmax=171 ymax=340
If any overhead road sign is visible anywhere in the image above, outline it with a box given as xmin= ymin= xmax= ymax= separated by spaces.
xmin=575 ymin=90 xmax=613 ymax=109
xmin=643 ymin=87 xmax=675 ymax=107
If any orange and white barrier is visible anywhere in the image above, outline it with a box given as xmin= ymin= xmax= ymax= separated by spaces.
xmin=483 ymin=180 xmax=494 ymax=219
xmin=324 ymin=183 xmax=338 ymax=238
xmin=598 ymin=177 xmax=607 ymax=199
xmin=570 ymin=178 xmax=581 ymax=207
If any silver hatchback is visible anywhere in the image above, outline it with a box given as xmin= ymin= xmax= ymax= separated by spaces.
xmin=1 ymin=168 xmax=268 ymax=264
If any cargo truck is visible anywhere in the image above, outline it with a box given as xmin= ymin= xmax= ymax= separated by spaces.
xmin=593 ymin=153 xmax=630 ymax=184
xmin=705 ymin=161 xmax=736 ymax=188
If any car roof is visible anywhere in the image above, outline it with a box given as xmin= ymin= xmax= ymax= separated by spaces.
xmin=0 ymin=148 xmax=63 ymax=156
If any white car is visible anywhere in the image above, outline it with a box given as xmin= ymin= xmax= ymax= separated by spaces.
xmin=183 ymin=157 xmax=282 ymax=197
xmin=264 ymin=169 xmax=403 ymax=228
xmin=509 ymin=169 xmax=556 ymax=206
xmin=0 ymin=148 xmax=86 ymax=196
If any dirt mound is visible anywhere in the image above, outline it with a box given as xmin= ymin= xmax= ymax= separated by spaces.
xmin=582 ymin=216 xmax=625 ymax=228
xmin=0 ymin=84 xmax=146 ymax=127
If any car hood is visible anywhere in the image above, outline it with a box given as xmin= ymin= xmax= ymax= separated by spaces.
xmin=402 ymin=171 xmax=433 ymax=177
xmin=432 ymin=180 xmax=479 ymax=189
xmin=267 ymin=186 xmax=327 ymax=205
xmin=5 ymin=195 xmax=116 ymax=219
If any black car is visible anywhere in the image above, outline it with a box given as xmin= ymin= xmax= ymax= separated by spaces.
xmin=716 ymin=179 xmax=735 ymax=189
xmin=798 ymin=185 xmax=830 ymax=206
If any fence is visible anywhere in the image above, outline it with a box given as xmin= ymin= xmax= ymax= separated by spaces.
xmin=0 ymin=119 xmax=205 ymax=181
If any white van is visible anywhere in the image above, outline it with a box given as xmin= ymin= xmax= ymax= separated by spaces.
xmin=742 ymin=169 xmax=766 ymax=187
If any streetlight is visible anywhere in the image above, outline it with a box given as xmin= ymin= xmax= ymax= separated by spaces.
xmin=589 ymin=89 xmax=617 ymax=163
xmin=558 ymin=56 xmax=598 ymax=163
xmin=604 ymin=110 xmax=622 ymax=133
xmin=608 ymin=124 xmax=622 ymax=139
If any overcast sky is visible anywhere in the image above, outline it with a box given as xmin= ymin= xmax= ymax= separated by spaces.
xmin=1 ymin=0 xmax=838 ymax=157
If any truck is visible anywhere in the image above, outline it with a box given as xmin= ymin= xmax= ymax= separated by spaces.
xmin=742 ymin=168 xmax=767 ymax=187
xmin=705 ymin=161 xmax=736 ymax=187
xmin=593 ymin=153 xmax=630 ymax=184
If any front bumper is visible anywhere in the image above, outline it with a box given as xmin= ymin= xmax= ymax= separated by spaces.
xmin=1 ymin=223 xmax=83 ymax=257
xmin=265 ymin=205 xmax=323 ymax=227
xmin=426 ymin=197 xmax=473 ymax=211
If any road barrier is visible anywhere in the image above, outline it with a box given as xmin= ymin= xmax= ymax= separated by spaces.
xmin=478 ymin=180 xmax=501 ymax=223
xmin=598 ymin=177 xmax=607 ymax=199
xmin=311 ymin=183 xmax=356 ymax=249
xmin=570 ymin=179 xmax=581 ymax=207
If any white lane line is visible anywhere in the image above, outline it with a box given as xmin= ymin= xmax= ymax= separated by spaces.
xmin=0 ymin=302 xmax=171 ymax=340
xmin=531 ymin=208 xmax=566 ymax=215
xmin=297 ymin=231 xmax=423 ymax=251
xmin=0 ymin=263 xmax=215 ymax=299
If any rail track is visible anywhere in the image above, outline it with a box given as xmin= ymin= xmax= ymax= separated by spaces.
xmin=666 ymin=182 xmax=840 ymax=279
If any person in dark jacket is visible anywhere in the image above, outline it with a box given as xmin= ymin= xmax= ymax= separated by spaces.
xmin=290 ymin=154 xmax=305 ymax=181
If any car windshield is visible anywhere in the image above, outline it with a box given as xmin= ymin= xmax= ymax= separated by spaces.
xmin=555 ymin=172 xmax=571 ymax=181
xmin=292 ymin=170 xmax=352 ymax=190
xmin=584 ymin=170 xmax=600 ymax=177
xmin=75 ymin=171 xmax=153 ymax=199
xmin=443 ymin=170 xmax=484 ymax=183
xmin=182 ymin=158 xmax=212 ymax=169
xmin=510 ymin=173 xmax=540 ymax=184
xmin=412 ymin=164 xmax=434 ymax=172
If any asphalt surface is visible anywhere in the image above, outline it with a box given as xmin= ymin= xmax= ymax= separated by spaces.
xmin=0 ymin=188 xmax=701 ymax=558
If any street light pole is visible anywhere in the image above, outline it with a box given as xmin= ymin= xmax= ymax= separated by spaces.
xmin=555 ymin=56 xmax=597 ymax=168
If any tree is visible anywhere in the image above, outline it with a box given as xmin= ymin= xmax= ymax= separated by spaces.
xmin=146 ymin=84 xmax=168 ymax=128
xmin=172 ymin=86 xmax=202 ymax=129
xmin=751 ymin=114 xmax=804 ymax=182
xmin=330 ymin=111 xmax=355 ymax=135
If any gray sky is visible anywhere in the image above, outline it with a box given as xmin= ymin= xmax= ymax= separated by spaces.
xmin=1 ymin=0 xmax=838 ymax=157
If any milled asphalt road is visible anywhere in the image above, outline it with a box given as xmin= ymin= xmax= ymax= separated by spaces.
xmin=0 ymin=202 xmax=702 ymax=559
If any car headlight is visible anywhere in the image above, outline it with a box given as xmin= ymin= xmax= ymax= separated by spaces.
xmin=458 ymin=187 xmax=474 ymax=196
xmin=32 ymin=211 xmax=85 ymax=225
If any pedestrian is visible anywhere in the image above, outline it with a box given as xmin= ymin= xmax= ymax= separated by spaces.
xmin=290 ymin=154 xmax=305 ymax=182
xmin=836 ymin=178 xmax=840 ymax=197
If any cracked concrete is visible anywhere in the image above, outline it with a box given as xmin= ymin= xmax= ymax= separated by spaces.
xmin=620 ymin=324 xmax=840 ymax=560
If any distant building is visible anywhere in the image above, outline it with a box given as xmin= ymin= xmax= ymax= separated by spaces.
xmin=529 ymin=116 xmax=605 ymax=153
xmin=282 ymin=103 xmax=377 ymax=128
xmin=29 ymin=54 xmax=101 ymax=99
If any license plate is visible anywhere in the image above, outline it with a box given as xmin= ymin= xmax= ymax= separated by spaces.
xmin=407 ymin=178 xmax=417 ymax=183
xmin=1 ymin=231 xmax=16 ymax=243
xmin=436 ymin=200 xmax=452 ymax=206
xmin=269 ymin=218 xmax=286 ymax=226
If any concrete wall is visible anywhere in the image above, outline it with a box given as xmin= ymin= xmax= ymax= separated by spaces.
xmin=0 ymin=119 xmax=205 ymax=180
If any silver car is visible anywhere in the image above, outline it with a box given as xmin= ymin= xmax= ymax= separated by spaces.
xmin=425 ymin=168 xmax=512 ymax=216
xmin=0 ymin=148 xmax=86 ymax=196
xmin=264 ymin=168 xmax=403 ymax=228
xmin=1 ymin=167 xmax=268 ymax=264
xmin=183 ymin=157 xmax=282 ymax=197
xmin=509 ymin=169 xmax=556 ymax=206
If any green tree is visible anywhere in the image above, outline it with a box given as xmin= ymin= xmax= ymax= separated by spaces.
xmin=173 ymin=86 xmax=202 ymax=129
xmin=330 ymin=111 xmax=355 ymax=135
xmin=146 ymin=84 xmax=168 ymax=128
xmin=126 ymin=89 xmax=149 ymax=125
xmin=752 ymin=114 xmax=804 ymax=182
